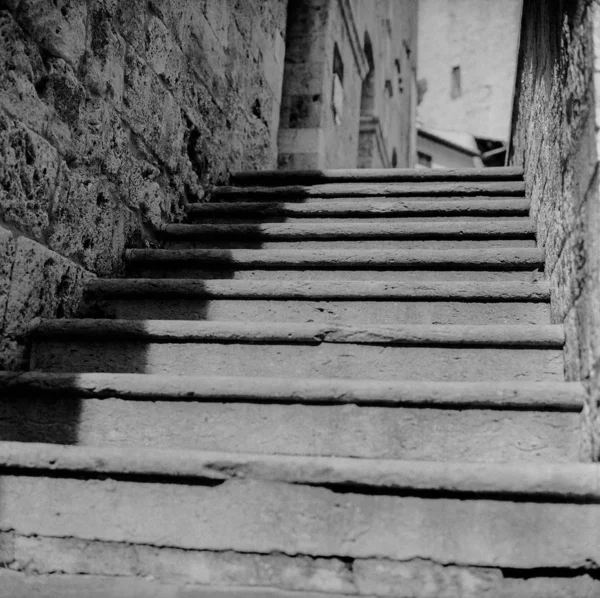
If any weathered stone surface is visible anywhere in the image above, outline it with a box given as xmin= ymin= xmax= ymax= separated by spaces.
xmin=0 ymin=226 xmax=15 ymax=327
xmin=510 ymin=0 xmax=600 ymax=457
xmin=0 ymin=113 xmax=60 ymax=239
xmin=0 ymin=372 xmax=585 ymax=410
xmin=0 ymin=397 xmax=579 ymax=462
xmin=0 ymin=0 xmax=288 ymax=357
xmin=0 ymin=544 xmax=598 ymax=598
xmin=1 ymin=237 xmax=92 ymax=370
xmin=31 ymin=339 xmax=565 ymax=381
xmin=0 ymin=475 xmax=599 ymax=568
xmin=2 ymin=551 xmax=599 ymax=598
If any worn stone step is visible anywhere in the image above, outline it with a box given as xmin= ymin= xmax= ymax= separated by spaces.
xmin=0 ymin=442 xmax=599 ymax=575
xmin=211 ymin=181 xmax=526 ymax=202
xmin=187 ymin=199 xmax=531 ymax=221
xmin=86 ymin=297 xmax=550 ymax=323
xmin=159 ymin=220 xmax=536 ymax=249
xmin=160 ymin=221 xmax=535 ymax=241
xmin=129 ymin=268 xmax=542 ymax=282
xmin=230 ymin=166 xmax=525 ymax=186
xmin=30 ymin=320 xmax=564 ymax=381
xmin=86 ymin=279 xmax=552 ymax=324
xmin=0 ymin=380 xmax=579 ymax=461
xmin=2 ymin=571 xmax=599 ymax=598
xmin=87 ymin=279 xmax=552 ymax=300
xmin=126 ymin=248 xmax=544 ymax=274
xmin=164 ymin=239 xmax=537 ymax=250
xmin=0 ymin=372 xmax=583 ymax=409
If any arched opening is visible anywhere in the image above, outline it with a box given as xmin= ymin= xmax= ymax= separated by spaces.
xmin=360 ymin=32 xmax=375 ymax=116
xmin=391 ymin=149 xmax=398 ymax=167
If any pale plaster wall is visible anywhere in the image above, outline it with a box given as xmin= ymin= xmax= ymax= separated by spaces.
xmin=418 ymin=0 xmax=521 ymax=142
xmin=510 ymin=0 xmax=600 ymax=460
xmin=0 ymin=0 xmax=288 ymax=369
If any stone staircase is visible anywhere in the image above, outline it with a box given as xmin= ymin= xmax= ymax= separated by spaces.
xmin=1 ymin=167 xmax=599 ymax=597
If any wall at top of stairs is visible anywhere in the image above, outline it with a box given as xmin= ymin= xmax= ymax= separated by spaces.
xmin=509 ymin=0 xmax=600 ymax=459
xmin=0 ymin=1 xmax=289 ymax=369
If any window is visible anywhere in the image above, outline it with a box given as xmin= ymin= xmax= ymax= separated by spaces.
xmin=451 ymin=66 xmax=461 ymax=99
xmin=332 ymin=43 xmax=344 ymax=125
xmin=384 ymin=79 xmax=393 ymax=99
xmin=395 ymin=59 xmax=403 ymax=93
xmin=391 ymin=149 xmax=398 ymax=168
xmin=360 ymin=32 xmax=375 ymax=117
xmin=418 ymin=151 xmax=433 ymax=168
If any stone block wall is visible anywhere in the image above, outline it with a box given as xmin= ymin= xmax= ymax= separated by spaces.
xmin=0 ymin=0 xmax=288 ymax=369
xmin=509 ymin=0 xmax=600 ymax=459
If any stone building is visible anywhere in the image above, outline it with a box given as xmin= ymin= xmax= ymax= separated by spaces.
xmin=417 ymin=0 xmax=522 ymax=142
xmin=279 ymin=0 xmax=418 ymax=169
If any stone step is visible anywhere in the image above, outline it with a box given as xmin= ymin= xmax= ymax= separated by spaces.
xmin=129 ymin=268 xmax=542 ymax=281
xmin=30 ymin=320 xmax=564 ymax=381
xmin=230 ymin=166 xmax=525 ymax=186
xmin=0 ymin=372 xmax=583 ymax=409
xmin=158 ymin=220 xmax=536 ymax=250
xmin=210 ymin=181 xmax=526 ymax=202
xmin=0 ymin=373 xmax=581 ymax=461
xmin=161 ymin=221 xmax=537 ymax=239
xmin=2 ymin=572 xmax=599 ymax=598
xmin=125 ymin=248 xmax=545 ymax=281
xmin=85 ymin=279 xmax=552 ymax=324
xmin=186 ymin=198 xmax=531 ymax=222
xmin=163 ymin=239 xmax=537 ymax=250
xmin=126 ymin=248 xmax=544 ymax=279
xmin=0 ymin=442 xmax=599 ymax=579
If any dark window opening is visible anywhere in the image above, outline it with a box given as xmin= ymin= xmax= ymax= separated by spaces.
xmin=451 ymin=66 xmax=461 ymax=99
xmin=418 ymin=151 xmax=433 ymax=168
xmin=395 ymin=59 xmax=403 ymax=93
xmin=360 ymin=32 xmax=375 ymax=116
xmin=332 ymin=43 xmax=344 ymax=124
xmin=391 ymin=149 xmax=398 ymax=167
xmin=384 ymin=79 xmax=393 ymax=99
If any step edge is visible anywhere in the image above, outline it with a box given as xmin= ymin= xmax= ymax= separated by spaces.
xmin=0 ymin=441 xmax=597 ymax=501
xmin=30 ymin=320 xmax=565 ymax=348
xmin=158 ymin=221 xmax=537 ymax=241
xmin=0 ymin=372 xmax=584 ymax=410
xmin=212 ymin=181 xmax=526 ymax=200
xmin=125 ymin=247 xmax=545 ymax=270
xmin=230 ymin=167 xmax=525 ymax=186
xmin=85 ymin=279 xmax=552 ymax=301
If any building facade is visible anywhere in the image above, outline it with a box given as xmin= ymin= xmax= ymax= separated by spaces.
xmin=278 ymin=0 xmax=418 ymax=170
xmin=417 ymin=0 xmax=522 ymax=142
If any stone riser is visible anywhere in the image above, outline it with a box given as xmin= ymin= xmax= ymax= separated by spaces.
xmin=91 ymin=298 xmax=551 ymax=325
xmin=188 ymin=215 xmax=530 ymax=224
xmin=1 ymin=559 xmax=598 ymax=598
xmin=127 ymin=268 xmax=542 ymax=281
xmin=162 ymin=239 xmax=536 ymax=250
xmin=31 ymin=341 xmax=564 ymax=381
xmin=1 ymin=475 xmax=598 ymax=569
xmin=0 ymin=398 xmax=579 ymax=462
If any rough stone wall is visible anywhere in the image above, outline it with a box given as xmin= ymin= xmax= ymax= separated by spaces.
xmin=0 ymin=0 xmax=288 ymax=369
xmin=510 ymin=0 xmax=600 ymax=460
xmin=418 ymin=0 xmax=521 ymax=141
xmin=278 ymin=0 xmax=418 ymax=170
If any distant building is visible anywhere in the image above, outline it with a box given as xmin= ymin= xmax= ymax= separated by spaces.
xmin=278 ymin=0 xmax=419 ymax=170
xmin=417 ymin=126 xmax=483 ymax=169
xmin=417 ymin=0 xmax=522 ymax=143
